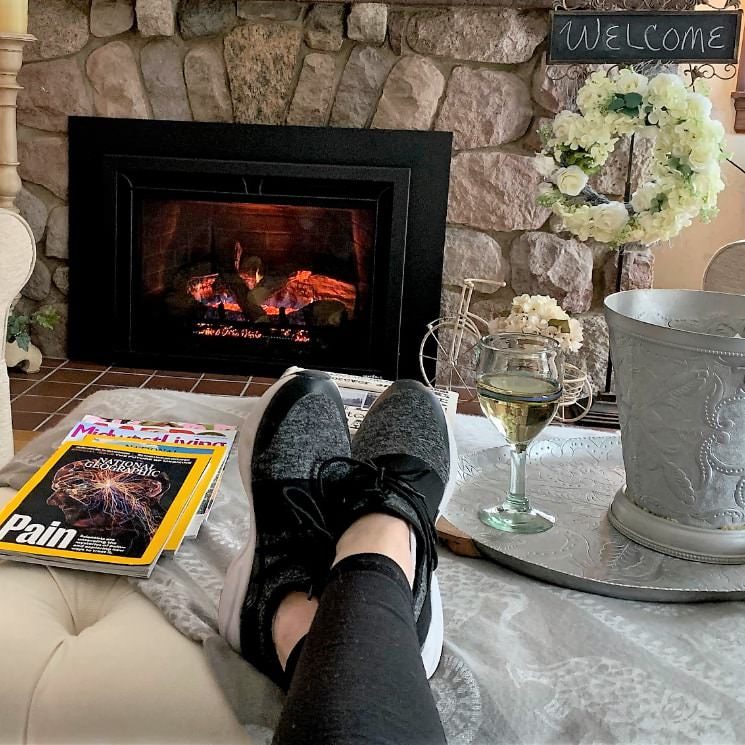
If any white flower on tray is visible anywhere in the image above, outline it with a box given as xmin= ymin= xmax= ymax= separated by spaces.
xmin=487 ymin=294 xmax=584 ymax=353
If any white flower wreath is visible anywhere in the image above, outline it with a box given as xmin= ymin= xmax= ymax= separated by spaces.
xmin=536 ymin=69 xmax=728 ymax=246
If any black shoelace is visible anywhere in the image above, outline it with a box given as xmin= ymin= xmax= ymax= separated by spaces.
xmin=281 ymin=482 xmax=335 ymax=598
xmin=278 ymin=457 xmax=439 ymax=598
xmin=318 ymin=456 xmax=439 ymax=576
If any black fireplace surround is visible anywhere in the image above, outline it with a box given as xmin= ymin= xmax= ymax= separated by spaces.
xmin=68 ymin=118 xmax=452 ymax=380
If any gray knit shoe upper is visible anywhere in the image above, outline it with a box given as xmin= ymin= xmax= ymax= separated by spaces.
xmin=338 ymin=380 xmax=452 ymax=637
xmin=229 ymin=371 xmax=351 ymax=689
xmin=352 ymin=380 xmax=450 ymax=485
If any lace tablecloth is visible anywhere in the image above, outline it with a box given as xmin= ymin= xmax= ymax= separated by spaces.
xmin=1 ymin=388 xmax=743 ymax=745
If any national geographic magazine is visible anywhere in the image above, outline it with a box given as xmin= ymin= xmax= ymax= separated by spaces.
xmin=64 ymin=416 xmax=237 ymax=539
xmin=0 ymin=439 xmax=212 ymax=577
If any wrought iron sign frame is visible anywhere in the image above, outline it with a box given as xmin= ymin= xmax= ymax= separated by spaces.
xmin=548 ymin=0 xmax=743 ymax=87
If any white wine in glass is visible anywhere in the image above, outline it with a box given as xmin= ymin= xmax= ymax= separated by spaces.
xmin=476 ymin=334 xmax=563 ymax=534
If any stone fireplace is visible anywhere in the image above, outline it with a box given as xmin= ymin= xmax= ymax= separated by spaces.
xmin=15 ymin=0 xmax=657 ymax=389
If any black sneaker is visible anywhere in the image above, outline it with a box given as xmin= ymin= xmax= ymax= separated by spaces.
xmin=335 ymin=379 xmax=456 ymax=678
xmin=217 ymin=370 xmax=350 ymax=688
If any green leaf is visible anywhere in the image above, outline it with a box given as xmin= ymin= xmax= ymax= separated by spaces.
xmin=668 ymin=156 xmax=693 ymax=179
xmin=14 ymin=331 xmax=30 ymax=352
xmin=548 ymin=318 xmax=571 ymax=334
xmin=6 ymin=313 xmax=29 ymax=343
xmin=31 ymin=306 xmax=60 ymax=330
xmin=608 ymin=96 xmax=626 ymax=111
xmin=624 ymin=92 xmax=643 ymax=109
xmin=7 ymin=306 xmax=59 ymax=346
xmin=564 ymin=149 xmax=595 ymax=171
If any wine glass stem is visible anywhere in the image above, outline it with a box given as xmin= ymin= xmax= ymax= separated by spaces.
xmin=506 ymin=446 xmax=530 ymax=513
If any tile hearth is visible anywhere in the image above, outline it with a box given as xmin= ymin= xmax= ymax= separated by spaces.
xmin=9 ymin=359 xmax=276 ymax=432
xmin=10 ymin=360 xmax=483 ymax=432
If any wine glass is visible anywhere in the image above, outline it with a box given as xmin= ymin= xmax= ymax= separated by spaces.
xmin=476 ymin=333 xmax=563 ymax=534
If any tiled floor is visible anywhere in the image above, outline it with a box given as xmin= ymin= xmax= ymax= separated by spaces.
xmin=9 ymin=358 xmax=275 ymax=432
xmin=10 ymin=358 xmax=484 ymax=433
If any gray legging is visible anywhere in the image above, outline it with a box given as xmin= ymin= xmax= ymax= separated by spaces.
xmin=273 ymin=552 xmax=447 ymax=745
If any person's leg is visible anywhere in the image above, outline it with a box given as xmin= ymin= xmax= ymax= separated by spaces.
xmin=220 ymin=375 xmax=452 ymax=743
xmin=272 ymin=381 xmax=454 ymax=745
xmin=273 ymin=514 xmax=446 ymax=745
xmin=341 ymin=379 xmax=456 ymax=677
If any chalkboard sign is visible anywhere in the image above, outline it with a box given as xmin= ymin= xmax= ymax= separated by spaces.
xmin=549 ymin=10 xmax=742 ymax=64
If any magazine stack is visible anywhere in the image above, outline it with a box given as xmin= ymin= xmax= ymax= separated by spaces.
xmin=0 ymin=417 xmax=236 ymax=578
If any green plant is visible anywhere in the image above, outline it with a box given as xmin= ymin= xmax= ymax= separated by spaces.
xmin=7 ymin=306 xmax=60 ymax=351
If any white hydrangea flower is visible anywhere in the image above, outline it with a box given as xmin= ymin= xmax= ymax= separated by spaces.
xmin=577 ymin=70 xmax=615 ymax=114
xmin=554 ymin=166 xmax=588 ymax=196
xmin=551 ymin=111 xmax=584 ymax=145
xmin=615 ymin=69 xmax=648 ymax=96
xmin=647 ymin=73 xmax=689 ymax=122
xmin=686 ymin=93 xmax=713 ymax=120
xmin=631 ymin=183 xmax=659 ymax=213
xmin=557 ymin=205 xmax=595 ymax=242
xmin=689 ymin=141 xmax=719 ymax=172
xmin=487 ymin=294 xmax=583 ymax=353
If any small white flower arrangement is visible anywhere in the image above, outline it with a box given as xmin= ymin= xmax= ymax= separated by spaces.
xmin=487 ymin=294 xmax=583 ymax=353
xmin=536 ymin=68 xmax=728 ymax=246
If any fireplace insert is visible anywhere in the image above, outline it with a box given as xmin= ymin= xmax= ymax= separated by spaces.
xmin=68 ymin=118 xmax=452 ymax=379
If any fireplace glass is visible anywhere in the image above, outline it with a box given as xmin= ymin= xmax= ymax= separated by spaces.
xmin=134 ymin=197 xmax=377 ymax=370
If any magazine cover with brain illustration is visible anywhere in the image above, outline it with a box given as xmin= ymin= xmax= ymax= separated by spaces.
xmin=0 ymin=439 xmax=211 ymax=576
xmin=65 ymin=416 xmax=237 ymax=539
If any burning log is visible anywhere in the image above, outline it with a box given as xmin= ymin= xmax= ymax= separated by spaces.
xmin=260 ymin=270 xmax=356 ymax=315
xmin=185 ymin=262 xmax=357 ymax=329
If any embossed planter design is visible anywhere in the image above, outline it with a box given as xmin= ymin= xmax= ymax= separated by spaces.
xmin=605 ymin=289 xmax=745 ymax=563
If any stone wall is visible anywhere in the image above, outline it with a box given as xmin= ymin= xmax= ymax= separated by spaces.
xmin=16 ymin=0 xmax=654 ymax=388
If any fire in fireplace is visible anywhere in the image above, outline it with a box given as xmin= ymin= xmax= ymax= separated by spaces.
xmin=68 ymin=119 xmax=452 ymax=379
xmin=139 ymin=198 xmax=376 ymax=363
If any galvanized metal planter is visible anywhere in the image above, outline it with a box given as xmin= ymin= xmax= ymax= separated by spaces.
xmin=605 ymin=289 xmax=745 ymax=563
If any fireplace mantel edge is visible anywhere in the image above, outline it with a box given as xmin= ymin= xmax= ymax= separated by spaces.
xmin=295 ymin=0 xmax=696 ymax=8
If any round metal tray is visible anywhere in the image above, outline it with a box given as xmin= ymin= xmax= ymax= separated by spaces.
xmin=444 ymin=436 xmax=745 ymax=602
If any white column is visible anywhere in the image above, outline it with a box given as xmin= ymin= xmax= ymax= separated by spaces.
xmin=0 ymin=32 xmax=37 ymax=463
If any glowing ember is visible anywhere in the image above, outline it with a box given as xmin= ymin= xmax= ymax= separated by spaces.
xmin=187 ymin=267 xmax=357 ymax=325
xmin=193 ymin=323 xmax=311 ymax=343
xmin=262 ymin=305 xmax=298 ymax=317
xmin=187 ymin=275 xmax=244 ymax=316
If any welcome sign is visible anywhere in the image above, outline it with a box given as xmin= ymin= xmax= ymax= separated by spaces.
xmin=549 ymin=10 xmax=742 ymax=64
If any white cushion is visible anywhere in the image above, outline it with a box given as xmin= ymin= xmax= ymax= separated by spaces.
xmin=0 ymin=485 xmax=249 ymax=744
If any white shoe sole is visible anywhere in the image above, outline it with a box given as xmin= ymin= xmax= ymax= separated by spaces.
xmin=420 ymin=387 xmax=459 ymax=679
xmin=217 ymin=372 xmax=301 ymax=653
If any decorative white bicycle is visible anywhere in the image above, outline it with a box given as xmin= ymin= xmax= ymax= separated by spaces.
xmin=419 ymin=278 xmax=593 ymax=423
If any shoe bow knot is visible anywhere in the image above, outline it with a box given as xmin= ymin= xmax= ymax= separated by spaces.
xmin=318 ymin=456 xmax=439 ymax=576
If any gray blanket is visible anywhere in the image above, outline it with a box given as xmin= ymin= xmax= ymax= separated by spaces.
xmin=2 ymin=388 xmax=744 ymax=745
